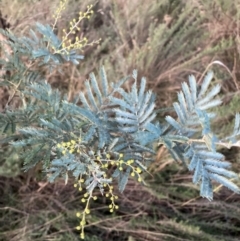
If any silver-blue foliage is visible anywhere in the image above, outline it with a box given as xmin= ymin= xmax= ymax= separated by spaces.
xmin=163 ymin=72 xmax=240 ymax=200
xmin=0 ymin=22 xmax=240 ymax=199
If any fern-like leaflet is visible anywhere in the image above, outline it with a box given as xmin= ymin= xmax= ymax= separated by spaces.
xmin=163 ymin=71 xmax=240 ymax=200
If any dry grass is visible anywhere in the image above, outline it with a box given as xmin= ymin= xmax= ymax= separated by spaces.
xmin=1 ymin=170 xmax=240 ymax=241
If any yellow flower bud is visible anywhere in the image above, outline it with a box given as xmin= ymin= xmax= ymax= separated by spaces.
xmin=80 ymin=221 xmax=85 ymax=226
xmin=136 ymin=167 xmax=142 ymax=173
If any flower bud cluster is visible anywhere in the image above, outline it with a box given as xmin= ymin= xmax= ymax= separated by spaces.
xmin=73 ymin=177 xmax=85 ymax=191
xmin=56 ymin=138 xmax=81 ymax=155
xmin=71 ymin=151 xmax=145 ymax=239
xmin=52 ymin=0 xmax=67 ymax=28
xmin=126 ymin=159 xmax=143 ymax=182
xmin=115 ymin=154 xmax=143 ymax=183
xmin=105 ymin=184 xmax=119 ymax=212
xmin=51 ymin=2 xmax=101 ymax=56
xmin=56 ymin=5 xmax=101 ymax=55
xmin=75 ymin=189 xmax=98 ymax=239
